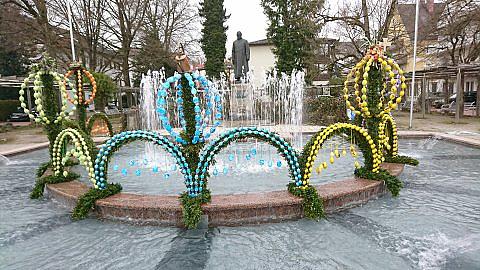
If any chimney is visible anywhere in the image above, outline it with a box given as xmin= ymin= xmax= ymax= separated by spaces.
xmin=426 ymin=0 xmax=434 ymax=13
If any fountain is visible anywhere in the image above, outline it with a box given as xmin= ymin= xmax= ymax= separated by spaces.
xmin=0 ymin=154 xmax=10 ymax=165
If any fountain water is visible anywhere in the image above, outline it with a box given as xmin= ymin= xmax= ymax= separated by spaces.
xmin=139 ymin=69 xmax=165 ymax=164
xmin=137 ymin=69 xmax=306 ymax=178
xmin=0 ymin=154 xmax=10 ymax=165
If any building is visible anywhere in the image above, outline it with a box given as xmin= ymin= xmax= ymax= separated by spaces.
xmin=248 ymin=39 xmax=276 ymax=87
xmin=247 ymin=38 xmax=357 ymax=87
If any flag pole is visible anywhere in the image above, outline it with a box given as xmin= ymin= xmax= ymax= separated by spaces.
xmin=409 ymin=0 xmax=420 ymax=129
xmin=67 ymin=2 xmax=76 ymax=62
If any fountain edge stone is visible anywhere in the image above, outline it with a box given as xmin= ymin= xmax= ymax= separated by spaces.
xmin=44 ymin=163 xmax=404 ymax=227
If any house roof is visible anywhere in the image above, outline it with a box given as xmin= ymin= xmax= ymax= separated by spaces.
xmin=397 ymin=0 xmax=446 ymax=43
xmin=249 ymin=39 xmax=273 ymax=46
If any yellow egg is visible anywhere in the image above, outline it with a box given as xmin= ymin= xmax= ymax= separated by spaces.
xmin=329 ymin=156 xmax=335 ymax=164
xmin=322 ymin=162 xmax=328 ymax=169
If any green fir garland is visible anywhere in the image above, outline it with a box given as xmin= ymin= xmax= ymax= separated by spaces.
xmin=72 ymin=183 xmax=122 ymax=220
xmin=288 ymin=183 xmax=324 ymax=219
xmin=385 ymin=155 xmax=419 ymax=166
xmin=86 ymin=112 xmax=114 ymax=137
xmin=355 ymin=167 xmax=403 ymax=196
xmin=30 ymin=172 xmax=80 ymax=199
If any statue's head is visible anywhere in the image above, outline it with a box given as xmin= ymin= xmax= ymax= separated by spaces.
xmin=237 ymin=31 xmax=242 ymax=40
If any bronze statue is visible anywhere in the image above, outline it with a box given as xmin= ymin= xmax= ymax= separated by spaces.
xmin=232 ymin=31 xmax=250 ymax=82
xmin=175 ymin=44 xmax=191 ymax=73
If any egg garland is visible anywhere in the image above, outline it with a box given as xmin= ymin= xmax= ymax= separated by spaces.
xmin=64 ymin=65 xmax=97 ymax=106
xmin=156 ymin=72 xmax=223 ymax=145
xmin=93 ymin=130 xmax=191 ymax=191
xmin=303 ymin=123 xmax=381 ymax=184
xmin=343 ymin=45 xmax=406 ymax=119
xmin=52 ymin=128 xmax=95 ymax=184
xmin=194 ymin=73 xmax=223 ymax=142
xmin=157 ymin=74 xmax=186 ymax=144
xmin=194 ymin=127 xmax=303 ymax=196
xmin=18 ymin=70 xmax=70 ymax=124
xmin=378 ymin=113 xmax=399 ymax=157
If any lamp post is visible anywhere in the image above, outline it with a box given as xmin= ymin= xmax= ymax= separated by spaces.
xmin=409 ymin=0 xmax=420 ymax=129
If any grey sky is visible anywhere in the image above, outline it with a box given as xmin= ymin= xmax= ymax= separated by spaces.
xmin=224 ymin=0 xmax=268 ymax=57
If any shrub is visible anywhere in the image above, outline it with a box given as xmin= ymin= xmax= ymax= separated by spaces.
xmin=0 ymin=100 xmax=20 ymax=121
xmin=305 ymin=95 xmax=347 ymax=125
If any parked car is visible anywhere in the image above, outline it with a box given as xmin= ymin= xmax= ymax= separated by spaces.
xmin=7 ymin=107 xmax=37 ymax=122
xmin=441 ymin=101 xmax=475 ymax=115
xmin=448 ymin=92 xmax=477 ymax=103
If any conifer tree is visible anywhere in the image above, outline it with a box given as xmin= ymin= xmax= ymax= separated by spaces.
xmin=261 ymin=0 xmax=323 ymax=78
xmin=199 ymin=0 xmax=230 ymax=79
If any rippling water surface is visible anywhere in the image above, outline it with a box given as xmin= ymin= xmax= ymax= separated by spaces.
xmin=0 ymin=139 xmax=479 ymax=270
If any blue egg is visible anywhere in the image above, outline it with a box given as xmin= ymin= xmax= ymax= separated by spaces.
xmin=135 ymin=169 xmax=141 ymax=176
xmin=129 ymin=160 xmax=135 ymax=166
xmin=121 ymin=168 xmax=128 ymax=176
xmin=259 ymin=159 xmax=265 ymax=166
xmin=143 ymin=159 xmax=148 ymax=165
xmin=213 ymin=168 xmax=219 ymax=176
xmin=245 ymin=154 xmax=251 ymax=160
xmin=277 ymin=160 xmax=282 ymax=168
xmin=229 ymin=153 xmax=235 ymax=161
xmin=268 ymin=161 xmax=273 ymax=167
xmin=171 ymin=164 xmax=177 ymax=171
xmin=152 ymin=166 xmax=159 ymax=173
xmin=223 ymin=167 xmax=228 ymax=175
xmin=164 ymin=173 xmax=170 ymax=179
xmin=251 ymin=148 xmax=257 ymax=156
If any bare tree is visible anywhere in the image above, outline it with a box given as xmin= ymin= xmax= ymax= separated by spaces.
xmin=48 ymin=0 xmax=112 ymax=71
xmin=103 ymin=0 xmax=147 ymax=86
xmin=139 ymin=0 xmax=201 ymax=61
xmin=323 ymin=0 xmax=400 ymax=58
xmin=437 ymin=0 xmax=480 ymax=65
xmin=1 ymin=0 xmax=62 ymax=58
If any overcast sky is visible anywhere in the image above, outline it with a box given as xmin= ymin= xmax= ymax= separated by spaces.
xmin=224 ymin=0 xmax=268 ymax=57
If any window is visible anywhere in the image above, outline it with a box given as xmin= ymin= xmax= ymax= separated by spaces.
xmin=465 ymin=81 xmax=475 ymax=93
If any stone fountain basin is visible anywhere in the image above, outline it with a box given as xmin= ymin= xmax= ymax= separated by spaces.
xmin=44 ymin=163 xmax=404 ymax=227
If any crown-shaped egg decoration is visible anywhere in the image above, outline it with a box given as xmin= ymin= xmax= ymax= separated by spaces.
xmin=64 ymin=62 xmax=97 ymax=107
xmin=343 ymin=44 xmax=406 ymax=118
xmin=156 ymin=72 xmax=223 ymax=144
xmin=18 ymin=57 xmax=71 ymax=124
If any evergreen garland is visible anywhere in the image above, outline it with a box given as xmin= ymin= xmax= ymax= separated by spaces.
xmin=384 ymin=155 xmax=419 ymax=166
xmin=355 ymin=167 xmax=403 ymax=196
xmin=288 ymin=183 xmax=324 ymax=219
xmin=36 ymin=161 xmax=51 ymax=179
xmin=199 ymin=0 xmax=229 ymax=78
xmin=86 ymin=112 xmax=114 ymax=137
xmin=178 ymin=76 xmax=209 ymax=228
xmin=30 ymin=172 xmax=80 ymax=199
xmin=72 ymin=183 xmax=122 ymax=220
xmin=39 ymin=70 xmax=63 ymax=160
xmin=180 ymin=190 xmax=211 ymax=229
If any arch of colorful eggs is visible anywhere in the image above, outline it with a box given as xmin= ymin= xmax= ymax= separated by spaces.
xmin=64 ymin=63 xmax=97 ymax=106
xmin=18 ymin=69 xmax=71 ymax=125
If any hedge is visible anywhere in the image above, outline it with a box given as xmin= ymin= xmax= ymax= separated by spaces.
xmin=0 ymin=100 xmax=20 ymax=121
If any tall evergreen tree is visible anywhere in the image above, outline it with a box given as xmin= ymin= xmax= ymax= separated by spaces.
xmin=261 ymin=0 xmax=323 ymax=77
xmin=199 ymin=0 xmax=229 ymax=79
